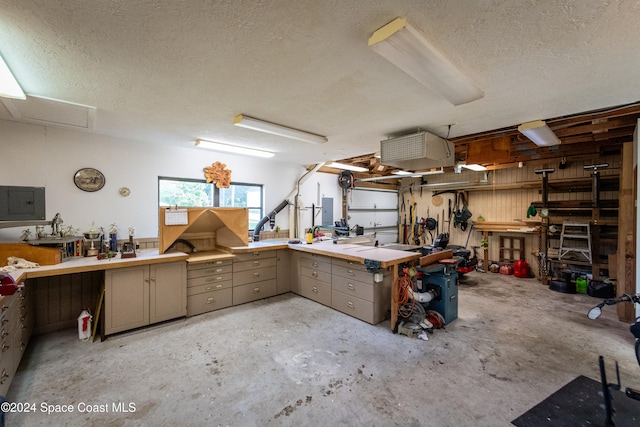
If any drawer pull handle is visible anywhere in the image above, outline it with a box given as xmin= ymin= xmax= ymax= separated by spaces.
xmin=312 ymin=271 xmax=318 ymax=278
xmin=253 ymin=261 xmax=260 ymax=265
xmin=347 ymin=283 xmax=355 ymax=290
xmin=1 ymin=319 xmax=8 ymax=326
xmin=206 ymin=297 xmax=216 ymax=303
xmin=216 ymin=284 xmax=223 ymax=289
xmin=347 ymin=301 xmax=355 ymax=308
xmin=2 ymin=344 xmax=10 ymax=352
xmin=253 ymin=287 xmax=260 ymax=293
xmin=0 ymin=369 xmax=7 ymax=383
xmin=312 ymin=262 xmax=318 ymax=267
xmin=1 ymin=330 xmax=7 ymax=338
xmin=253 ymin=252 xmax=260 ymax=256
xmin=1 ymin=306 xmax=8 ymax=312
xmin=215 ymin=268 xmax=223 ymax=273
xmin=312 ymin=286 xmax=318 ymax=293
xmin=347 ymin=269 xmax=355 ymax=276
xmin=253 ymin=272 xmax=260 ymax=277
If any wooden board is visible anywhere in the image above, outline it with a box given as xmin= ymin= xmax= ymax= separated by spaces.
xmin=158 ymin=208 xmax=248 ymax=253
xmin=419 ymin=249 xmax=453 ymax=267
xmin=0 ymin=243 xmax=61 ymax=266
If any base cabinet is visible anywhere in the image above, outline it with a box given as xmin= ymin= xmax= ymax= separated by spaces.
xmin=276 ymin=249 xmax=291 ymax=294
xmin=105 ymin=261 xmax=186 ymax=335
xmin=232 ymin=251 xmax=277 ymax=305
xmin=187 ymin=259 xmax=233 ymax=316
xmin=0 ymin=284 xmax=33 ymax=397
xmin=292 ymin=253 xmax=391 ymax=324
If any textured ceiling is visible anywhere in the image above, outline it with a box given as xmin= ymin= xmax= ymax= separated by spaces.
xmin=1 ymin=0 xmax=639 ymax=168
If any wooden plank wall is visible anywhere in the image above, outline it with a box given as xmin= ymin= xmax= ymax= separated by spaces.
xmin=30 ymin=271 xmax=103 ymax=334
xmin=400 ymin=152 xmax=621 ymax=278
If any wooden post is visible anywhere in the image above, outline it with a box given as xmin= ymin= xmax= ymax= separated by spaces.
xmin=617 ymin=142 xmax=635 ymax=322
xmin=483 ymin=231 xmax=489 ymax=272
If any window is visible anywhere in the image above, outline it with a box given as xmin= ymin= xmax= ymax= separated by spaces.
xmin=159 ymin=177 xmax=263 ymax=229
xmin=219 ymin=183 xmax=263 ymax=230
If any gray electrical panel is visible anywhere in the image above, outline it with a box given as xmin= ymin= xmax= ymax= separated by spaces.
xmin=0 ymin=186 xmax=46 ymax=221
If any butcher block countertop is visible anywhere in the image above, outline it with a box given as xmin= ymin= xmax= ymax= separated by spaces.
xmin=219 ymin=239 xmax=420 ymax=267
xmin=7 ymin=249 xmax=189 ymax=283
xmin=290 ymin=240 xmax=421 ymax=267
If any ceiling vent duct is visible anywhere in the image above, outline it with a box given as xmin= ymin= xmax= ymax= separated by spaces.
xmin=380 ymin=131 xmax=454 ymax=170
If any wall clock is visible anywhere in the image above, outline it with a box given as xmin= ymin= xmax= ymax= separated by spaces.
xmin=74 ymin=168 xmax=105 ymax=192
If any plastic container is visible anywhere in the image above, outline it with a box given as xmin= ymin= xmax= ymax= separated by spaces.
xmin=576 ymin=277 xmax=587 ymax=294
xmin=514 ymin=259 xmax=530 ymax=278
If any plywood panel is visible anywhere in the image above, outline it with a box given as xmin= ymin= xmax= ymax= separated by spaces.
xmin=31 ymin=271 xmax=102 ymax=334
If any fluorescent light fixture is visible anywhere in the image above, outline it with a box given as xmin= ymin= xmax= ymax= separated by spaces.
xmin=518 ymin=120 xmax=561 ymax=147
xmin=392 ymin=168 xmax=445 ymax=176
xmin=368 ymin=17 xmax=483 ymax=106
xmin=233 ymin=114 xmax=327 ymax=144
xmin=195 ymin=139 xmax=274 ymax=158
xmin=462 ymin=164 xmax=487 ymax=171
xmin=326 ymin=162 xmax=368 ymax=172
xmin=0 ymin=54 xmax=25 ymax=99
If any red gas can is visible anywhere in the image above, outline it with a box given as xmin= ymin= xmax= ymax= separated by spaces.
xmin=513 ymin=259 xmax=530 ymax=278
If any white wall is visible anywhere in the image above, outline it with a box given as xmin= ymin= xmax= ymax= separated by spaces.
xmin=0 ymin=119 xmax=313 ymax=241
xmin=294 ymin=171 xmax=345 ymax=238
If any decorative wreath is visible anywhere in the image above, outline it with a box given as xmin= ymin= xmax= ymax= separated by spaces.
xmin=203 ymin=161 xmax=232 ymax=188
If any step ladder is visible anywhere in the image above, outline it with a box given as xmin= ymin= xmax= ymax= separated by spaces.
xmin=558 ymin=222 xmax=592 ymax=263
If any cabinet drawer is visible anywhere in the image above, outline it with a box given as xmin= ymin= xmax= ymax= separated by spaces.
xmin=187 ymin=272 xmax=233 ymax=288
xmin=187 ymin=288 xmax=232 ymax=316
xmin=299 ymin=279 xmax=331 ymax=307
xmin=331 ymin=290 xmax=376 ymax=324
xmin=233 ymin=279 xmax=277 ymax=305
xmin=234 ymin=250 xmax=276 ymax=262
xmin=187 ymin=280 xmax=232 ymax=296
xmin=233 ymin=266 xmax=276 ymax=285
xmin=300 ymin=266 xmax=332 ymax=284
xmin=187 ymin=264 xmax=233 ymax=279
xmin=331 ymin=258 xmax=369 ymax=271
xmin=332 ymin=275 xmax=374 ymax=302
xmin=188 ymin=259 xmax=232 ymax=270
xmin=233 ymin=257 xmax=277 ymax=272
xmin=0 ymin=347 xmax=12 ymax=397
xmin=300 ymin=256 xmax=332 ymax=273
xmin=332 ymin=264 xmax=381 ymax=284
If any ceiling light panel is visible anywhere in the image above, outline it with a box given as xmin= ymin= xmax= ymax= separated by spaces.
xmin=233 ymin=114 xmax=327 ymax=144
xmin=368 ymin=17 xmax=483 ymax=106
xmin=0 ymin=54 xmax=25 ymax=99
xmin=518 ymin=120 xmax=561 ymax=146
xmin=327 ymin=162 xmax=368 ymax=172
xmin=195 ymin=139 xmax=274 ymax=158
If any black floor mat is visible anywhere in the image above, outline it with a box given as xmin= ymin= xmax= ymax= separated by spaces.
xmin=512 ymin=375 xmax=640 ymax=427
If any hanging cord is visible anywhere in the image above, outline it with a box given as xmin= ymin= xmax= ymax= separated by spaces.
xmin=396 ymin=274 xmax=417 ymax=319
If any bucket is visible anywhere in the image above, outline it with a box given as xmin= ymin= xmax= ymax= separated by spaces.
xmin=576 ymin=277 xmax=587 ymax=294
xmin=513 ymin=259 xmax=529 ymax=278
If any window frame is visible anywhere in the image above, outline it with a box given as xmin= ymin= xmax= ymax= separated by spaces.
xmin=158 ymin=176 xmax=263 ymax=230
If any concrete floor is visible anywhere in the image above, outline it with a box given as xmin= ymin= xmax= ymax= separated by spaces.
xmin=5 ymin=272 xmax=640 ymax=426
